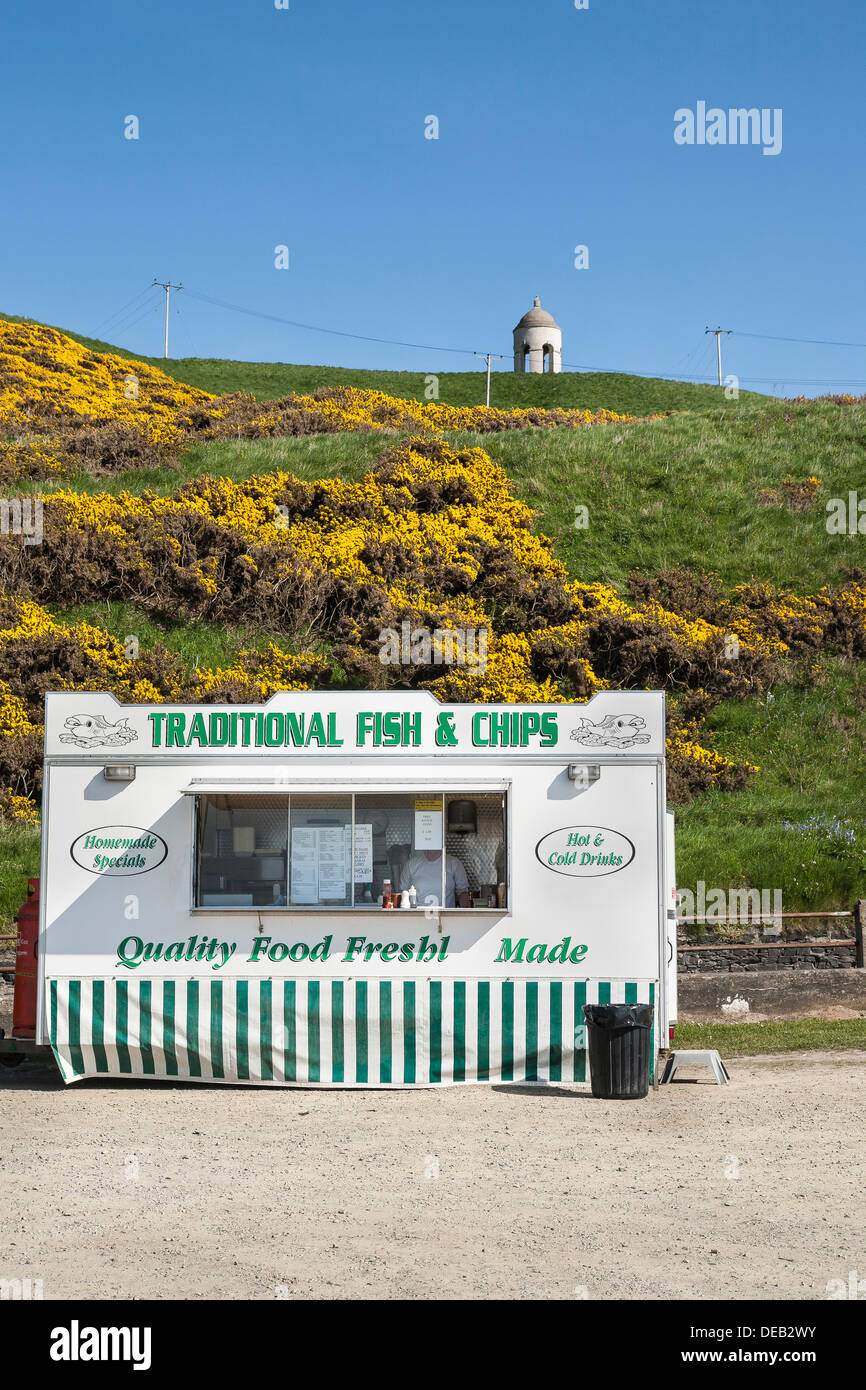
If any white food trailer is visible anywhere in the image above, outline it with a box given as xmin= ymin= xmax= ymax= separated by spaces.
xmin=36 ymin=688 xmax=674 ymax=1088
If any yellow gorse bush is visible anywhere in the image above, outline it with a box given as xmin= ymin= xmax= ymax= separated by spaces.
xmin=0 ymin=320 xmax=215 ymax=442
xmin=239 ymin=384 xmax=643 ymax=437
xmin=1 ymin=319 xmax=861 ymax=822
xmin=6 ymin=430 xmax=857 ymax=812
xmin=0 ymin=321 xmax=653 ymax=483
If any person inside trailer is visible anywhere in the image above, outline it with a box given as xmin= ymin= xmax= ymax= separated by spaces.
xmin=398 ymin=848 xmax=471 ymax=909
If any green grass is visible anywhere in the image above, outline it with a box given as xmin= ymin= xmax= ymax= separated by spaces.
xmin=452 ymin=399 xmax=866 ymax=593
xmin=24 ymin=396 xmax=864 ymax=595
xmin=675 ymin=664 xmax=866 ymax=909
xmin=145 ymin=363 xmax=768 ymax=416
xmin=0 ymin=823 xmax=40 ymax=938
xmin=2 ymin=311 xmax=769 ymax=415
xmin=49 ymin=600 xmax=322 ymax=674
xmin=673 ymin=1019 xmax=866 ymax=1056
xmin=21 ymin=432 xmax=394 ymax=498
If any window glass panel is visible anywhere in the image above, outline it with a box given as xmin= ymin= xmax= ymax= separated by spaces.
xmin=444 ymin=792 xmax=507 ymax=908
xmin=289 ymin=794 xmax=352 ymax=907
xmin=196 ymin=795 xmax=288 ymax=907
xmin=194 ymin=790 xmax=507 ymax=909
xmin=353 ymin=793 xmax=417 ymax=907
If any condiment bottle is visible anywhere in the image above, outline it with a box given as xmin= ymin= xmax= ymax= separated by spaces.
xmin=408 ymin=884 xmax=417 ymax=909
xmin=382 ymin=878 xmax=392 ymax=909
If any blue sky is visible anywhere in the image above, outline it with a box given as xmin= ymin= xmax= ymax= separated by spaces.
xmin=2 ymin=0 xmax=864 ymax=394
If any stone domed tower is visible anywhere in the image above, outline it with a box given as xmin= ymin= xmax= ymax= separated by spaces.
xmin=513 ymin=297 xmax=562 ymax=373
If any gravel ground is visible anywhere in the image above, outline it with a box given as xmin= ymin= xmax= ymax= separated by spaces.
xmin=1 ymin=1050 xmax=864 ymax=1301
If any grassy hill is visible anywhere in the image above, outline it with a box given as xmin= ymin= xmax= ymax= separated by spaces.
xmin=12 ymin=402 xmax=866 ymax=917
xmin=1 ymin=314 xmax=863 ymax=924
xmin=0 ymin=312 xmax=769 ymax=415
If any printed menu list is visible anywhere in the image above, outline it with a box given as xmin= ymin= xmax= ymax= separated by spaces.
xmin=290 ymin=823 xmax=374 ymax=903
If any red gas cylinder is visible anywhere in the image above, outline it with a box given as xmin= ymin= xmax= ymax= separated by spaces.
xmin=12 ymin=878 xmax=39 ymax=1038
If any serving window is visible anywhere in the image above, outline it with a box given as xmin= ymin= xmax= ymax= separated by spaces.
xmin=193 ymin=790 xmax=507 ymax=909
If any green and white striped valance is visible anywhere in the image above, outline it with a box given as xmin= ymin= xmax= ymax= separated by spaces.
xmin=48 ymin=977 xmax=656 ymax=1088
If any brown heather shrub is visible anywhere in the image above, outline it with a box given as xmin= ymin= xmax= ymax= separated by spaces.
xmin=758 ymin=475 xmax=822 ymax=511
xmin=582 ymin=611 xmax=779 ymax=697
xmin=0 ymin=633 xmax=187 ymax=707
xmin=627 ymin=568 xmax=729 ymax=625
xmin=174 ymin=392 xmax=356 ymax=441
xmin=529 ymin=629 xmax=594 ymax=698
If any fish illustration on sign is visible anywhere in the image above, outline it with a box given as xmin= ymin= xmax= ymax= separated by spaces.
xmin=59 ymin=715 xmax=139 ymax=749
xmin=570 ymin=714 xmax=650 ymax=748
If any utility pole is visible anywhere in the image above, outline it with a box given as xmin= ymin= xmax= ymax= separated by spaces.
xmin=153 ymin=280 xmax=183 ymax=358
xmin=705 ymin=327 xmax=731 ymax=386
xmin=474 ymin=351 xmax=504 ymax=407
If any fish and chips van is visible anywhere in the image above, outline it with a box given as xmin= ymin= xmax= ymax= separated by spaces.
xmin=20 ymin=688 xmax=674 ymax=1088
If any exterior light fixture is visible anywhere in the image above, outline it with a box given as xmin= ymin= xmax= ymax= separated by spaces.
xmin=567 ymin=763 xmax=600 ymax=788
xmin=103 ymin=765 xmax=136 ymax=782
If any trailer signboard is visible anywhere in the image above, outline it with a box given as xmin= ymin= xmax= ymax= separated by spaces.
xmin=38 ymin=689 xmax=670 ymax=1087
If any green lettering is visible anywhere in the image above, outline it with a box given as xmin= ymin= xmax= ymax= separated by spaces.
xmin=285 ymin=713 xmax=305 ymax=746
xmin=166 ymin=712 xmax=185 ymax=747
xmin=495 ymin=937 xmax=527 ymax=963
xmin=187 ymin=712 xmax=207 ymax=746
xmin=148 ymin=712 xmax=167 ymax=747
xmin=306 ymin=712 xmax=325 ymax=746
xmin=117 ymin=936 xmax=144 ymax=969
xmin=264 ymin=713 xmax=284 ymax=746
xmin=209 ymin=712 xmax=230 ymax=746
xmin=540 ymin=712 xmax=558 ymax=747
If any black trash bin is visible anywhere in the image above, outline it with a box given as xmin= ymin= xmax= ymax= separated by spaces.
xmin=582 ymin=1002 xmax=654 ymax=1099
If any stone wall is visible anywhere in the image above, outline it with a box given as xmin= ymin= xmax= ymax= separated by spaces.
xmin=678 ymin=943 xmax=856 ymax=973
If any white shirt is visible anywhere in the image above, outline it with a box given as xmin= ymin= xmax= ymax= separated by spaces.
xmin=399 ymin=853 xmax=469 ymax=908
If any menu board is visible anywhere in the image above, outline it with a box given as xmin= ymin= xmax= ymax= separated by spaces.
xmin=290 ymin=825 xmax=349 ymax=903
xmin=317 ymin=827 xmax=347 ymax=900
xmin=290 ymin=828 xmax=319 ymax=904
xmin=351 ymin=822 xmax=374 ymax=882
xmin=414 ymin=799 xmax=443 ymax=850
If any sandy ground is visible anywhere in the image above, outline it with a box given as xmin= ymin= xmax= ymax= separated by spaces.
xmin=1 ymin=1048 xmax=864 ymax=1301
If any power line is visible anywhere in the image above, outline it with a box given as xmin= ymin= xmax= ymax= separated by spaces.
xmin=103 ymin=282 xmax=864 ymax=392
xmin=183 ymin=287 xmax=480 ymax=357
xmin=94 ymin=284 xmax=155 ymax=334
xmin=114 ymin=302 xmax=162 ymax=336
xmin=106 ymin=296 xmax=163 ymax=338
xmin=734 ymin=330 xmax=866 ymax=349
